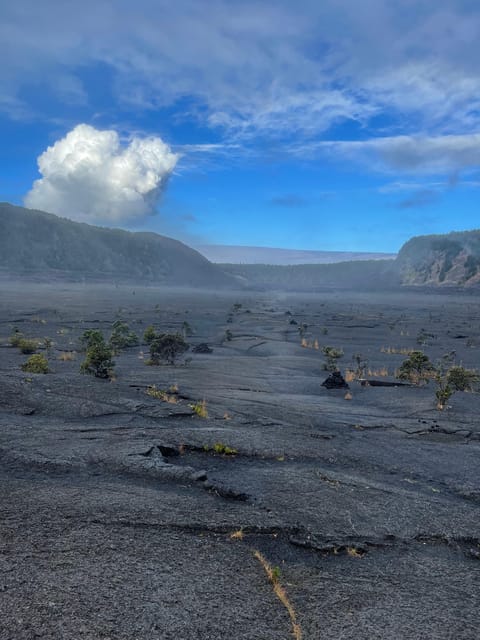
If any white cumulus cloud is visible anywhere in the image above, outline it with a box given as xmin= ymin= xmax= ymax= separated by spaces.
xmin=24 ymin=124 xmax=179 ymax=224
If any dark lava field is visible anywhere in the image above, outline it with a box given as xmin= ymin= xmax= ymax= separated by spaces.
xmin=1 ymin=281 xmax=479 ymax=639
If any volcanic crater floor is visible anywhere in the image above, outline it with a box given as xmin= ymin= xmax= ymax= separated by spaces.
xmin=1 ymin=282 xmax=479 ymax=639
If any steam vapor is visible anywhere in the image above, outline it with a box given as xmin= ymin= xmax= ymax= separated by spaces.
xmin=25 ymin=124 xmax=179 ymax=224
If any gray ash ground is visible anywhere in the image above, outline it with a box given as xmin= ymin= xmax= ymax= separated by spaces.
xmin=1 ymin=281 xmax=479 ymax=639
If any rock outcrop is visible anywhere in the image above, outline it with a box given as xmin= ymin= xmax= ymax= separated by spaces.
xmin=396 ymin=231 xmax=480 ymax=287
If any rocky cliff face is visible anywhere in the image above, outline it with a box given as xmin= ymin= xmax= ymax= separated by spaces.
xmin=396 ymin=231 xmax=480 ymax=286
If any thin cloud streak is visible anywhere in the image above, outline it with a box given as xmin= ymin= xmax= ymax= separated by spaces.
xmin=288 ymin=133 xmax=480 ymax=175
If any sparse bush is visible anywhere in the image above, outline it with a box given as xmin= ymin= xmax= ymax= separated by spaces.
xmin=21 ymin=354 xmax=49 ymax=374
xmin=202 ymin=441 xmax=236 ymax=454
xmin=109 ymin=320 xmax=139 ymax=351
xmin=80 ymin=338 xmax=115 ymax=379
xmin=446 ymin=366 xmax=479 ymax=391
xmin=298 ymin=323 xmax=308 ymax=338
xmin=149 ymin=333 xmax=189 ymax=365
xmin=322 ymin=346 xmax=344 ymax=372
xmin=10 ymin=330 xmax=24 ymax=347
xmin=43 ymin=337 xmax=54 ymax=355
xmin=190 ymin=399 xmax=208 ymax=418
xmin=146 ymin=384 xmax=179 ymax=403
xmin=435 ymin=380 xmax=453 ymax=411
xmin=18 ymin=339 xmax=38 ymax=354
xmin=352 ymin=353 xmax=367 ymax=379
xmin=416 ymin=328 xmax=436 ymax=346
xmin=182 ymin=321 xmax=194 ymax=337
xmin=397 ymin=350 xmax=434 ymax=385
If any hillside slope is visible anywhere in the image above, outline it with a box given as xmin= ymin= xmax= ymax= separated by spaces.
xmin=0 ymin=203 xmax=233 ymax=287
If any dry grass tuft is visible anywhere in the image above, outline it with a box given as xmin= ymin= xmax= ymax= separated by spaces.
xmin=347 ymin=546 xmax=366 ymax=558
xmin=381 ymin=346 xmax=414 ymax=355
xmin=345 ymin=369 xmax=356 ymax=382
xmin=230 ymin=529 xmax=244 ymax=540
xmin=58 ymin=351 xmax=76 ymax=361
xmin=367 ymin=367 xmax=389 ymax=377
xmin=146 ymin=385 xmax=178 ymax=403
xmin=344 ymin=391 xmax=352 ymax=400
xmin=253 ymin=550 xmax=302 ymax=640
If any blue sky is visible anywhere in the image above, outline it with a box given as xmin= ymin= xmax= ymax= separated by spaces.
xmin=1 ymin=0 xmax=480 ymax=252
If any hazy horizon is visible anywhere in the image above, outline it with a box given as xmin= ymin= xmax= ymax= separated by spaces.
xmin=2 ymin=2 xmax=480 ymax=253
xmin=195 ymin=243 xmax=397 ymax=265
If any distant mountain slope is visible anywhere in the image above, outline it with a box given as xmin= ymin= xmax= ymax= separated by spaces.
xmin=2 ymin=203 xmax=479 ymax=290
xmin=396 ymin=230 xmax=480 ymax=286
xmin=222 ymin=260 xmax=398 ymax=291
xmin=196 ymin=244 xmax=396 ymax=265
xmin=0 ymin=203 xmax=233 ymax=287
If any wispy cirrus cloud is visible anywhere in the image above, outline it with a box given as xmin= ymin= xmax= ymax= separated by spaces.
xmin=396 ymin=189 xmax=439 ymax=209
xmin=269 ymin=194 xmax=308 ymax=208
xmin=3 ymin=0 xmax=480 ymax=149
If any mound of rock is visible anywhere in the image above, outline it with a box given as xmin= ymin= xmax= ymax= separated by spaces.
xmin=321 ymin=371 xmax=349 ymax=389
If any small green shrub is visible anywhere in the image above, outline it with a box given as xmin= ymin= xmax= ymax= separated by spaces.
xmin=143 ymin=325 xmax=158 ymax=345
xmin=271 ymin=566 xmax=282 ymax=582
xmin=80 ymin=339 xmax=115 ymax=379
xmin=80 ymin=329 xmax=105 ymax=350
xmin=21 ymin=354 xmax=49 ymax=374
xmin=149 ymin=333 xmax=189 ymax=365
xmin=446 ymin=366 xmax=479 ymax=391
xmin=434 ymin=364 xmax=479 ymax=411
xmin=109 ymin=320 xmax=139 ymax=351
xmin=397 ymin=351 xmax=434 ymax=385
xmin=190 ymin=399 xmax=208 ymax=418
xmin=213 ymin=442 xmax=237 ymax=455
